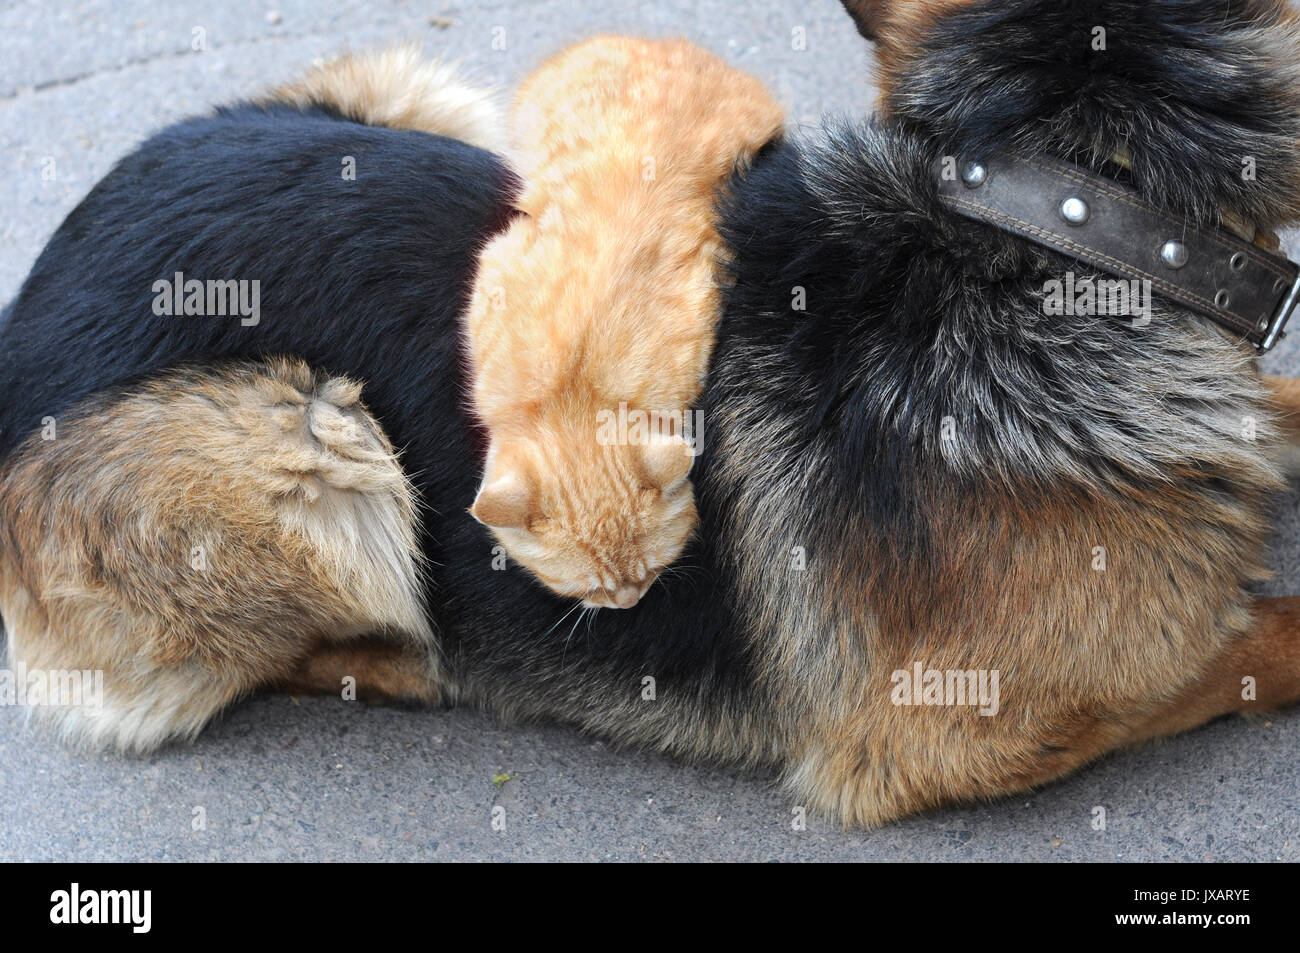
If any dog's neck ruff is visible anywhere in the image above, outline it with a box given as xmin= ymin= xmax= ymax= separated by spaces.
xmin=936 ymin=153 xmax=1300 ymax=352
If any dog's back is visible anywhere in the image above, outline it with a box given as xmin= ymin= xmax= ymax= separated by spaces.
xmin=0 ymin=96 xmax=511 ymax=462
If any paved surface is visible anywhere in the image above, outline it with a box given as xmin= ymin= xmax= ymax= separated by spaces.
xmin=1 ymin=0 xmax=1297 ymax=862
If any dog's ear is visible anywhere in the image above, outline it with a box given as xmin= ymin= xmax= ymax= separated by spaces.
xmin=839 ymin=0 xmax=890 ymax=41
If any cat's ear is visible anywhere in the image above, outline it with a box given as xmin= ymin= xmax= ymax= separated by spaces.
xmin=838 ymin=0 xmax=890 ymax=41
xmin=470 ymin=469 xmax=535 ymax=530
xmin=639 ymin=433 xmax=695 ymax=490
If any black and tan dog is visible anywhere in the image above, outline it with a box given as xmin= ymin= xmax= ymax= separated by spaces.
xmin=4 ymin=0 xmax=1300 ymax=826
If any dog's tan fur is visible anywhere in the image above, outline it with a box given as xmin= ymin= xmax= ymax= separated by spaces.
xmin=795 ymin=493 xmax=1290 ymax=825
xmin=1265 ymin=374 xmax=1300 ymax=473
xmin=268 ymin=46 xmax=506 ymax=153
xmin=0 ymin=359 xmax=437 ymax=751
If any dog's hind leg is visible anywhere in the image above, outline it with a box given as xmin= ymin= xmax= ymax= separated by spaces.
xmin=0 ymin=358 xmax=440 ymax=752
xmin=1120 ymin=597 xmax=1300 ymax=745
xmin=787 ymin=598 xmax=1300 ymax=828
xmin=270 ymin=638 xmax=444 ymax=704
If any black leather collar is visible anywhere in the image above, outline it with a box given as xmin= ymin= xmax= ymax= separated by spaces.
xmin=935 ymin=153 xmax=1300 ymax=352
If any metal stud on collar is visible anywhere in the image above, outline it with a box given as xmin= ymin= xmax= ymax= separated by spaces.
xmin=1059 ymin=197 xmax=1090 ymax=225
xmin=1160 ymin=240 xmax=1189 ymax=269
xmin=961 ymin=161 xmax=987 ymax=188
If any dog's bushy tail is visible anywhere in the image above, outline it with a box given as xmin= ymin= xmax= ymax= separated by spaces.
xmin=269 ymin=46 xmax=506 ymax=153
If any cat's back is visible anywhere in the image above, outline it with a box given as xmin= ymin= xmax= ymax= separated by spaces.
xmin=511 ymin=36 xmax=783 ymax=190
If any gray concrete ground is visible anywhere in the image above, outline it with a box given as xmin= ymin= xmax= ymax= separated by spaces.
xmin=1 ymin=0 xmax=1298 ymax=862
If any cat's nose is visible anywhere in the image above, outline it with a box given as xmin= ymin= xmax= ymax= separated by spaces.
xmin=610 ymin=584 xmax=642 ymax=609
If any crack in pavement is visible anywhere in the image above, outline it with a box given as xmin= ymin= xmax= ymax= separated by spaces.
xmin=0 ymin=0 xmax=557 ymax=102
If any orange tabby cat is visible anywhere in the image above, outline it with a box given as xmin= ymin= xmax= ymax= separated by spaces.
xmin=465 ymin=37 xmax=784 ymax=609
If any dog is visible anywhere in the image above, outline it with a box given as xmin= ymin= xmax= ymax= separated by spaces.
xmin=4 ymin=1 xmax=1300 ymax=826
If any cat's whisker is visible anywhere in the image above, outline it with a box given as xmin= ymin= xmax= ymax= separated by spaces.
xmin=540 ymin=598 xmax=584 ymax=640
xmin=657 ymin=565 xmax=696 ymax=579
xmin=657 ymin=556 xmax=703 ymax=578
xmin=560 ymin=606 xmax=586 ymax=668
xmin=654 ymin=564 xmax=704 ymax=592
xmin=655 ymin=561 xmax=696 ymax=577
xmin=561 ymin=605 xmax=591 ymax=661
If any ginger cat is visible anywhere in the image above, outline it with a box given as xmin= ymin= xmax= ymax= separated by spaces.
xmin=465 ymin=37 xmax=783 ymax=609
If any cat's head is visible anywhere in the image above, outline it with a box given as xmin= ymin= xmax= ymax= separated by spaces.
xmin=469 ymin=429 xmax=697 ymax=609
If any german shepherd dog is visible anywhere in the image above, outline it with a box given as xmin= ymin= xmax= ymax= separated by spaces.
xmin=3 ymin=0 xmax=1300 ymax=827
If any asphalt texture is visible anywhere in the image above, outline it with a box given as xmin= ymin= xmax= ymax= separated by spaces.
xmin=0 ymin=0 xmax=1297 ymax=862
